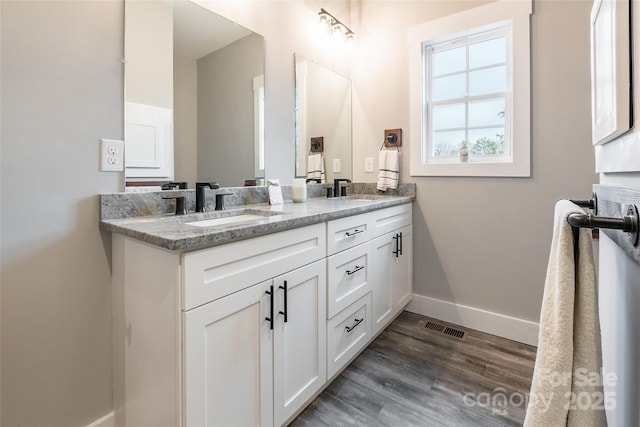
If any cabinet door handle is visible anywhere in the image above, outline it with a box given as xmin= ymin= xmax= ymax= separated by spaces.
xmin=345 ymin=229 xmax=364 ymax=237
xmin=345 ymin=265 xmax=364 ymax=276
xmin=278 ymin=280 xmax=288 ymax=323
xmin=265 ymin=285 xmax=274 ymax=330
xmin=392 ymin=234 xmax=399 ymax=258
xmin=399 ymin=232 xmax=403 ymax=256
xmin=345 ymin=318 xmax=364 ymax=333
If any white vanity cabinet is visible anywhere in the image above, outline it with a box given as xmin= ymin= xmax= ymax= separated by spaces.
xmin=324 ymin=203 xmax=412 ymax=378
xmin=370 ymin=204 xmax=413 ymax=335
xmin=111 ymin=201 xmax=412 ymax=427
xmin=113 ymin=223 xmax=326 ymax=427
xmin=184 ymin=259 xmax=327 ymax=427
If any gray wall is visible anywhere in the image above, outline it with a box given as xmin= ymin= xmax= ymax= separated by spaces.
xmin=1 ymin=1 xmax=122 ymax=425
xmin=351 ymin=0 xmax=596 ymax=322
xmin=174 ymin=53 xmax=198 ymax=186
xmin=197 ymin=33 xmax=264 ymax=187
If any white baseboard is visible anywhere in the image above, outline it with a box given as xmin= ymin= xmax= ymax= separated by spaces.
xmin=86 ymin=411 xmax=114 ymax=427
xmin=406 ymin=294 xmax=539 ymax=346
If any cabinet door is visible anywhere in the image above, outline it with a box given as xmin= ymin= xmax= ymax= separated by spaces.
xmin=393 ymin=225 xmax=413 ymax=312
xmin=371 ymin=233 xmax=394 ymax=335
xmin=184 ymin=281 xmax=274 ymax=427
xmin=372 ymin=226 xmax=413 ymax=336
xmin=273 ymin=260 xmax=327 ymax=426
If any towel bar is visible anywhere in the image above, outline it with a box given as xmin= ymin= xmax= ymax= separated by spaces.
xmin=567 ymin=204 xmax=639 ymax=246
xmin=570 ymin=193 xmax=597 ymax=212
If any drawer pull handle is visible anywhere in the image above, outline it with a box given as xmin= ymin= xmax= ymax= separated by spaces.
xmin=345 ymin=318 xmax=364 ymax=333
xmin=345 ymin=229 xmax=364 ymax=237
xmin=278 ymin=280 xmax=288 ymax=323
xmin=265 ymin=285 xmax=274 ymax=330
xmin=399 ymin=232 xmax=403 ymax=256
xmin=345 ymin=265 xmax=364 ymax=276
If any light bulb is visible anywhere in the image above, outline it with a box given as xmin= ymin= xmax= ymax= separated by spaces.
xmin=331 ymin=23 xmax=344 ymax=36
xmin=318 ymin=12 xmax=331 ymax=33
xmin=345 ymin=31 xmax=355 ymax=45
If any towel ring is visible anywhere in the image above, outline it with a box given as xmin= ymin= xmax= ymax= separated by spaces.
xmin=567 ymin=204 xmax=639 ymax=246
xmin=379 ymin=140 xmax=400 ymax=151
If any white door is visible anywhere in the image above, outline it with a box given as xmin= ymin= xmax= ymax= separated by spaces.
xmin=273 ymin=260 xmax=327 ymax=426
xmin=591 ymin=1 xmax=640 ymax=424
xmin=183 ymin=280 xmax=274 ymax=427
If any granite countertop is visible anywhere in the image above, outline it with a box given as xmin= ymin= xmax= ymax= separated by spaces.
xmin=100 ymin=194 xmax=413 ymax=252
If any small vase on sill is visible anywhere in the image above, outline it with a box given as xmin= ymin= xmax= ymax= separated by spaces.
xmin=458 ymin=143 xmax=469 ymax=163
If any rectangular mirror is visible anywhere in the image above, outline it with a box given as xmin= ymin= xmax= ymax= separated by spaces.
xmin=295 ymin=53 xmax=352 ymax=182
xmin=124 ymin=0 xmax=265 ymax=188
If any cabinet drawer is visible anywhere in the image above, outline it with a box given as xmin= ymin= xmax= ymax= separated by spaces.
xmin=327 ymin=243 xmax=373 ymax=318
xmin=371 ymin=204 xmax=411 ymax=238
xmin=327 ymin=293 xmax=372 ymax=379
xmin=182 ymin=223 xmax=326 ymax=311
xmin=326 ymin=213 xmax=371 ymax=255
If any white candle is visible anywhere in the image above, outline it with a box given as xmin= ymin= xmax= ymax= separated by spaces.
xmin=291 ymin=179 xmax=307 ymax=203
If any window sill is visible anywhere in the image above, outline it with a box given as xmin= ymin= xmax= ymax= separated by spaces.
xmin=410 ymin=158 xmax=530 ymax=177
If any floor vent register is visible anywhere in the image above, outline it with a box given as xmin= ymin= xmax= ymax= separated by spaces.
xmin=424 ymin=321 xmax=466 ymax=340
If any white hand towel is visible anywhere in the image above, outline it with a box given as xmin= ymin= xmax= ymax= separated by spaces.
xmin=523 ymin=200 xmax=605 ymax=427
xmin=377 ymin=150 xmax=399 ymax=191
xmin=307 ymin=153 xmax=326 ymax=183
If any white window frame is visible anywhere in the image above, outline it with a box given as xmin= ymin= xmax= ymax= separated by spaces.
xmin=409 ymin=0 xmax=532 ymax=177
xmin=425 ymin=25 xmax=511 ymax=163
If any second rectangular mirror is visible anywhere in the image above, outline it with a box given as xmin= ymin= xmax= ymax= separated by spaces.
xmin=295 ymin=53 xmax=352 ymax=183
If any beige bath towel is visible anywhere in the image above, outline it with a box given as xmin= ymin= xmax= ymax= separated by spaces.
xmin=524 ymin=200 xmax=606 ymax=426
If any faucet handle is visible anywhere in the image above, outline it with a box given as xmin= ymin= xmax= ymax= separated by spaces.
xmin=162 ymin=181 xmax=188 ymax=190
xmin=215 ymin=193 xmax=233 ymax=211
xmin=162 ymin=196 xmax=187 ymax=215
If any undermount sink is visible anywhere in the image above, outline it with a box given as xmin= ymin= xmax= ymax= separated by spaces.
xmin=185 ymin=209 xmax=284 ymax=228
xmin=341 ymin=195 xmax=384 ymax=202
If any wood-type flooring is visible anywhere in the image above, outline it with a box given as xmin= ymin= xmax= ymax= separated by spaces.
xmin=290 ymin=311 xmax=537 ymax=427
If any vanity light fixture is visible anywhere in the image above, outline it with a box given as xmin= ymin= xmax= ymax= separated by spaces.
xmin=318 ymin=8 xmax=355 ymax=43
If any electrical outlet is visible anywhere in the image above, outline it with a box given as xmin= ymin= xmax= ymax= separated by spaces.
xmin=101 ymin=138 xmax=124 ymax=172
xmin=333 ymin=158 xmax=341 ymax=173
xmin=364 ymin=157 xmax=374 ymax=172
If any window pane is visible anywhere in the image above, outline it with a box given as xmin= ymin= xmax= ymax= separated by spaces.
xmin=432 ymin=46 xmax=466 ymax=76
xmin=469 ymin=37 xmax=506 ymax=69
xmin=468 ymin=99 xmax=505 ymax=127
xmin=432 ymin=73 xmax=466 ymax=101
xmin=469 ymin=66 xmax=506 ymax=96
xmin=432 ymin=130 xmax=466 ymax=157
xmin=468 ymin=127 xmax=506 ymax=155
xmin=433 ymin=103 xmax=465 ymax=130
